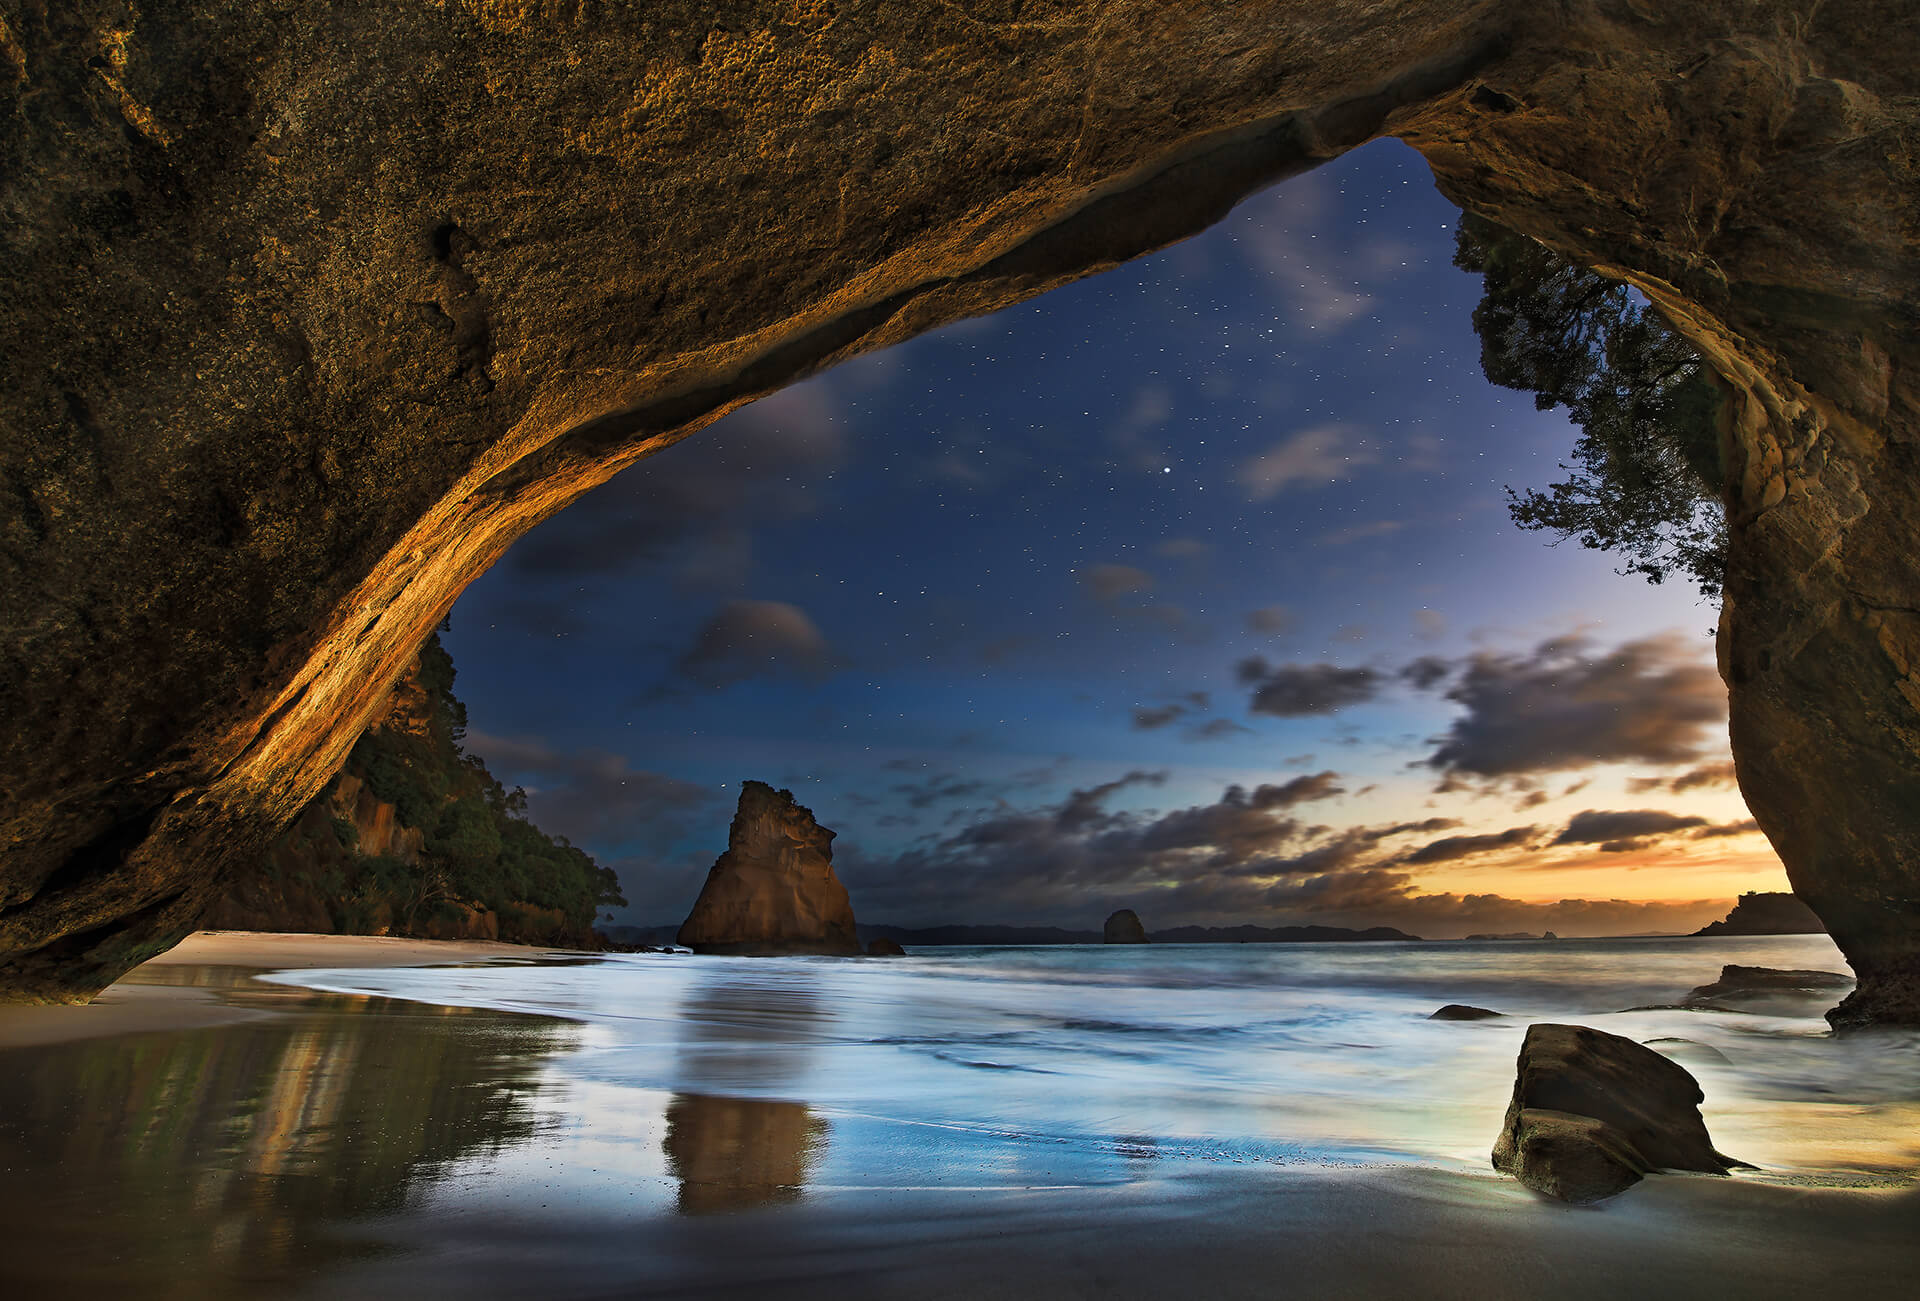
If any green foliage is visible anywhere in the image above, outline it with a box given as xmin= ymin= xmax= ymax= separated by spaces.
xmin=257 ymin=632 xmax=621 ymax=942
xmin=328 ymin=814 xmax=358 ymax=850
xmin=351 ymin=729 xmax=446 ymax=831
xmin=1453 ymin=213 xmax=1727 ymax=597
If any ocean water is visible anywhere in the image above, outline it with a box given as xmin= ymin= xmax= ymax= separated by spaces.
xmin=264 ymin=934 xmax=1920 ymax=1208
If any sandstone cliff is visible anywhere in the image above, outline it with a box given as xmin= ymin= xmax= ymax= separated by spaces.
xmin=678 ymin=783 xmax=860 ymax=956
xmin=1 ymin=4 xmax=1918 ymax=1021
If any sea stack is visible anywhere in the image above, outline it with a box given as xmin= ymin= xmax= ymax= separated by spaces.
xmin=677 ymin=782 xmax=861 ymax=955
xmin=1103 ymin=909 xmax=1148 ymax=944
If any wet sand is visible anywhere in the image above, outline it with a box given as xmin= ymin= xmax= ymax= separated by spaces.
xmin=0 ymin=933 xmax=1913 ymax=1299
xmin=308 ymin=1166 xmax=1920 ymax=1300
xmin=0 ymin=931 xmax=584 ymax=1048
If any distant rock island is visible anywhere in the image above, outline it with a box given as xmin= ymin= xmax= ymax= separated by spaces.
xmin=677 ymin=782 xmax=861 ymax=955
xmin=1692 ymin=892 xmax=1826 ymax=936
xmin=1465 ymin=931 xmax=1559 ymax=941
xmin=1103 ymin=910 xmax=1148 ymax=943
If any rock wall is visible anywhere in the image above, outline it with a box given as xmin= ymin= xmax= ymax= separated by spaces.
xmin=2 ymin=3 xmax=1917 ymax=1013
xmin=678 ymin=782 xmax=860 ymax=956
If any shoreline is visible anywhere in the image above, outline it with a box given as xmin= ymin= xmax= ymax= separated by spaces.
xmin=0 ymin=930 xmax=583 ymax=1050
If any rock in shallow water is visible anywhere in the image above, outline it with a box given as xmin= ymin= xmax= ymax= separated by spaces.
xmin=1103 ymin=910 xmax=1148 ymax=944
xmin=677 ymin=783 xmax=861 ymax=956
xmin=1685 ymin=965 xmax=1853 ymax=1005
xmin=1491 ymin=1024 xmax=1745 ymax=1204
xmin=866 ymin=938 xmax=906 ymax=957
xmin=1430 ymin=1004 xmax=1502 ymax=1021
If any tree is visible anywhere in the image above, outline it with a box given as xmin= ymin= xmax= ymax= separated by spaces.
xmin=1453 ymin=212 xmax=1727 ymax=597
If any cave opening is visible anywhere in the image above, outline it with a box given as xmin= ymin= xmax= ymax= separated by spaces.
xmin=421 ymin=139 xmax=1780 ymax=946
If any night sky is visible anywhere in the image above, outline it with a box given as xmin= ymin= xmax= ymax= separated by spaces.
xmin=443 ymin=139 xmax=1782 ymax=939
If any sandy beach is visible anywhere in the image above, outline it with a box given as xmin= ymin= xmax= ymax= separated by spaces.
xmin=0 ymin=932 xmax=1913 ymax=1299
xmin=0 ymin=931 xmax=581 ymax=1049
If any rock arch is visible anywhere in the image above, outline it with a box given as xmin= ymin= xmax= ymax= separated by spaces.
xmin=2 ymin=3 xmax=1916 ymax=1020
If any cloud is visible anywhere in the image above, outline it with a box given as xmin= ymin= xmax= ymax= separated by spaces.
xmin=1237 ymin=424 xmax=1377 ymax=499
xmin=1399 ymin=825 xmax=1540 ymax=864
xmin=890 ymin=770 xmax=1000 ymax=811
xmin=1399 ymin=655 xmax=1452 ymax=690
xmin=837 ymin=771 xmax=1731 ymax=937
xmin=1081 ymin=564 xmax=1155 ymax=600
xmin=839 ymin=771 xmax=1354 ymax=925
xmin=1054 ymin=770 xmax=1167 ymax=832
xmin=1319 ymin=519 xmax=1406 ymax=546
xmin=675 ymin=600 xmax=838 ymax=687
xmin=1225 ymin=177 xmax=1384 ymax=334
xmin=1155 ymin=537 xmax=1212 ymax=561
xmin=1693 ymin=819 xmax=1761 ymax=839
xmin=462 ymin=731 xmax=721 ymax=850
xmin=1422 ymin=632 xmax=1727 ymax=780
xmin=1413 ymin=609 xmax=1447 ymax=641
xmin=1248 ymin=873 xmax=1734 ymax=940
xmin=1237 ymin=657 xmax=1383 ymax=717
xmin=1552 ymin=808 xmax=1710 ymax=853
xmin=505 ymin=381 xmax=844 ymax=592
xmin=1246 ymin=606 xmax=1298 ymax=636
xmin=1186 ymin=718 xmax=1253 ymax=741
xmin=1132 ymin=692 xmax=1244 ymax=740
xmin=1627 ymin=762 xmax=1738 ymax=795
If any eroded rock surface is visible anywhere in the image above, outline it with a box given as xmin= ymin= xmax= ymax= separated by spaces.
xmin=2 ymin=4 xmax=1919 ymax=1009
xmin=1103 ymin=909 xmax=1148 ymax=944
xmin=1492 ymin=1024 xmax=1745 ymax=1203
xmin=678 ymin=782 xmax=859 ymax=956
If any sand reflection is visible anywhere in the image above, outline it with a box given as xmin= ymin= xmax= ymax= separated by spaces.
xmin=0 ymin=984 xmax=573 ymax=1297
xmin=664 ymin=1092 xmax=830 ymax=1213
xmin=663 ymin=971 xmax=832 ymax=1211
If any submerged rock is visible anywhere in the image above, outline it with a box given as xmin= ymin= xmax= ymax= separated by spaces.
xmin=1491 ymin=1024 xmax=1744 ymax=1203
xmin=1642 ymin=1037 xmax=1734 ymax=1068
xmin=866 ymin=937 xmax=906 ymax=957
xmin=1103 ymin=910 xmax=1148 ymax=944
xmin=677 ymin=783 xmax=861 ymax=956
xmin=1430 ymin=1004 xmax=1502 ymax=1021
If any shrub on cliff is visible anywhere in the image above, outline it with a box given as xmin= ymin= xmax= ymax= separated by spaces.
xmin=1454 ymin=213 xmax=1726 ymax=597
xmin=238 ymin=634 xmax=626 ymax=942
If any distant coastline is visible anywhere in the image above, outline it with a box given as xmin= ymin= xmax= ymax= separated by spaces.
xmin=603 ymin=922 xmax=1422 ymax=947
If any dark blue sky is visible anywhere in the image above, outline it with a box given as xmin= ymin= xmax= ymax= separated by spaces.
xmin=445 ymin=140 xmax=1777 ymax=937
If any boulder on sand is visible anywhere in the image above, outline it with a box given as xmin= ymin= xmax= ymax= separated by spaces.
xmin=1491 ymin=1023 xmax=1746 ymax=1203
xmin=1103 ymin=909 xmax=1148 ymax=944
xmin=677 ymin=782 xmax=861 ymax=955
